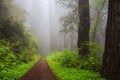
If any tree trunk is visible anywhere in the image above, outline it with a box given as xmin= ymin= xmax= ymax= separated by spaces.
xmin=78 ymin=0 xmax=90 ymax=55
xmin=101 ymin=0 xmax=120 ymax=80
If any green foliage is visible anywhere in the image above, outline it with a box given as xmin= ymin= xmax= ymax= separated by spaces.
xmin=0 ymin=0 xmax=40 ymax=58
xmin=0 ymin=37 xmax=40 ymax=68
xmin=82 ymin=41 xmax=102 ymax=54
xmin=0 ymin=0 xmax=30 ymax=53
xmin=49 ymin=49 xmax=82 ymax=68
xmin=81 ymin=42 xmax=102 ymax=71
xmin=47 ymin=53 xmax=106 ymax=80
xmin=47 ymin=42 xmax=102 ymax=72
xmin=81 ymin=54 xmax=102 ymax=72
xmin=0 ymin=1 xmax=41 ymax=79
xmin=0 ymin=35 xmax=40 ymax=79
xmin=26 ymin=32 xmax=40 ymax=54
xmin=0 ymin=40 xmax=16 ymax=70
xmin=0 ymin=55 xmax=40 ymax=80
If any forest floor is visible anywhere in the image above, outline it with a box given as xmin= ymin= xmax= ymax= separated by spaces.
xmin=20 ymin=58 xmax=57 ymax=80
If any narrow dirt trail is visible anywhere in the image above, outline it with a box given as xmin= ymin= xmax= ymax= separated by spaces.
xmin=20 ymin=58 xmax=57 ymax=80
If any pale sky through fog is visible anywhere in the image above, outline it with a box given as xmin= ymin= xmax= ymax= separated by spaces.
xmin=14 ymin=0 xmax=67 ymax=56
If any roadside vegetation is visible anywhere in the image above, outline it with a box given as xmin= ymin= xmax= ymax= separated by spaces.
xmin=0 ymin=0 xmax=40 ymax=80
xmin=47 ymin=46 xmax=106 ymax=80
xmin=0 ymin=55 xmax=40 ymax=80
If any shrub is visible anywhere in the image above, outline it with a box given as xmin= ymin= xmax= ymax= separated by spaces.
xmin=81 ymin=41 xmax=102 ymax=71
xmin=0 ymin=40 xmax=17 ymax=70
xmin=82 ymin=53 xmax=102 ymax=71
xmin=50 ymin=49 xmax=82 ymax=68
xmin=0 ymin=55 xmax=40 ymax=80
xmin=0 ymin=39 xmax=39 ymax=71
xmin=47 ymin=51 xmax=106 ymax=80
xmin=48 ymin=43 xmax=102 ymax=72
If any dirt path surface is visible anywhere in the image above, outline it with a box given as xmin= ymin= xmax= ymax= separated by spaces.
xmin=20 ymin=58 xmax=57 ymax=80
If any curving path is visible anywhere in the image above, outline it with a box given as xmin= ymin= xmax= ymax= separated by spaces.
xmin=20 ymin=58 xmax=57 ymax=80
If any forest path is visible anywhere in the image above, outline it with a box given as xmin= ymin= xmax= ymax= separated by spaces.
xmin=20 ymin=58 xmax=57 ymax=80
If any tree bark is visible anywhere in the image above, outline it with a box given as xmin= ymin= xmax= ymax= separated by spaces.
xmin=78 ymin=0 xmax=90 ymax=55
xmin=101 ymin=0 xmax=120 ymax=80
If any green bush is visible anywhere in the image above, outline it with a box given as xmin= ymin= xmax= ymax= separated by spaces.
xmin=0 ymin=40 xmax=17 ymax=70
xmin=0 ymin=39 xmax=39 ymax=70
xmin=0 ymin=0 xmax=40 ymax=64
xmin=0 ymin=55 xmax=40 ymax=80
xmin=51 ymin=49 xmax=82 ymax=68
xmin=47 ymin=52 xmax=106 ymax=80
xmin=47 ymin=45 xmax=102 ymax=72
xmin=81 ymin=41 xmax=102 ymax=71
xmin=82 ymin=53 xmax=102 ymax=71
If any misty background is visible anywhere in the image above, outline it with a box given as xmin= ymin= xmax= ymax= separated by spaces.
xmin=14 ymin=0 xmax=67 ymax=56
xmin=14 ymin=0 xmax=107 ymax=56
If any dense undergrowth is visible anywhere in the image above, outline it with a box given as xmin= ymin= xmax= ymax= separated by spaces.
xmin=0 ymin=36 xmax=40 ymax=80
xmin=47 ymin=49 xmax=106 ymax=80
xmin=0 ymin=54 xmax=40 ymax=80
xmin=0 ymin=0 xmax=41 ymax=80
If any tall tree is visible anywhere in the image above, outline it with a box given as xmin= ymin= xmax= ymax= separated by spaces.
xmin=78 ymin=0 xmax=90 ymax=55
xmin=101 ymin=0 xmax=120 ymax=80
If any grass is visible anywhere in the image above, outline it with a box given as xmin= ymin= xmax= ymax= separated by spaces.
xmin=0 ymin=54 xmax=40 ymax=80
xmin=47 ymin=53 xmax=106 ymax=80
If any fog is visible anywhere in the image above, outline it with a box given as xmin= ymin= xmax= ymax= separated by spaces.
xmin=14 ymin=0 xmax=107 ymax=56
xmin=14 ymin=0 xmax=68 ymax=56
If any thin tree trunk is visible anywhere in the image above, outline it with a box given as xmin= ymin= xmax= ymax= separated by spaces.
xmin=78 ymin=0 xmax=90 ymax=55
xmin=101 ymin=0 xmax=120 ymax=80
xmin=92 ymin=0 xmax=105 ymax=42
